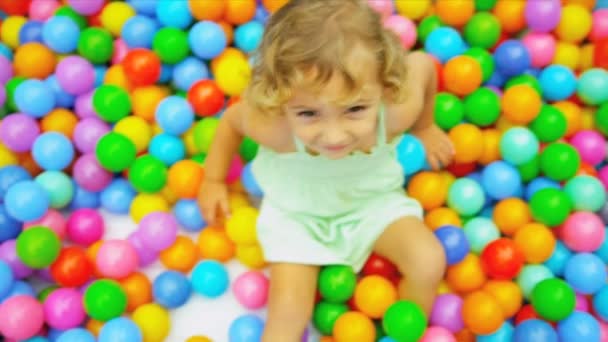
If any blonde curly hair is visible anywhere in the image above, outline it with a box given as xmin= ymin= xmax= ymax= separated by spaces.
xmin=244 ymin=0 xmax=409 ymax=114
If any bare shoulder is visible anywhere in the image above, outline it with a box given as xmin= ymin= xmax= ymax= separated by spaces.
xmin=238 ymin=101 xmax=295 ymax=152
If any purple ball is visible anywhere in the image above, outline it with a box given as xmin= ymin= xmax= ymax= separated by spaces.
xmin=73 ymin=117 xmax=110 ymax=154
xmin=74 ymin=90 xmax=96 ymax=119
xmin=0 ymin=55 xmax=13 ymax=84
xmin=429 ymin=293 xmax=464 ymax=333
xmin=0 ymin=113 xmax=41 ymax=152
xmin=525 ymin=0 xmax=562 ymax=33
xmin=0 ymin=240 xmax=34 ymax=279
xmin=72 ymin=154 xmax=113 ymax=192
xmin=127 ymin=232 xmax=159 ymax=267
xmin=55 ymin=56 xmax=95 ymax=96
xmin=138 ymin=212 xmax=178 ymax=252
xmin=67 ymin=0 xmax=105 ymax=15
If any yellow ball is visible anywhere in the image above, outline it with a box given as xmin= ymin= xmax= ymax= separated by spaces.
xmin=130 ymin=193 xmax=170 ymax=223
xmin=100 ymin=2 xmax=136 ymax=36
xmin=555 ymin=5 xmax=592 ymax=43
xmin=132 ymin=303 xmax=170 ymax=342
xmin=0 ymin=16 xmax=27 ymax=49
xmin=131 ymin=86 xmax=170 ymax=122
xmin=395 ymin=0 xmax=431 ymax=20
xmin=438 ymin=280 xmax=452 ymax=294
xmin=495 ymin=116 xmax=517 ymax=133
xmin=0 ymin=142 xmax=18 ymax=167
xmin=228 ymin=193 xmax=250 ymax=211
xmin=580 ymin=44 xmax=594 ymax=71
xmin=183 ymin=126 xmax=199 ymax=156
xmin=236 ymin=244 xmax=266 ymax=269
xmin=186 ymin=337 xmax=213 ymax=342
xmin=226 ymin=206 xmax=259 ymax=245
xmin=553 ymin=42 xmax=581 ymax=70
xmin=214 ymin=56 xmax=251 ymax=97
xmin=113 ymin=116 xmax=152 ymax=153
xmin=160 ymin=184 xmax=178 ymax=206
xmin=581 ymin=107 xmax=596 ymax=130
xmin=104 ymin=64 xmax=132 ymax=91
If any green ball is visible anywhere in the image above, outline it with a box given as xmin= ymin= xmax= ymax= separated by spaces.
xmin=153 ymin=27 xmax=190 ymax=64
xmin=16 ymin=226 xmax=61 ymax=269
xmin=78 ymin=27 xmax=114 ymax=64
xmin=96 ymin=132 xmax=137 ymax=172
xmin=93 ymin=85 xmax=132 ymax=123
xmin=312 ymin=301 xmax=349 ymax=335
xmin=595 ymin=102 xmax=608 ymax=137
xmin=192 ymin=153 xmax=207 ymax=165
xmin=529 ymin=188 xmax=572 ymax=227
xmin=193 ymin=118 xmax=220 ymax=154
xmin=317 ymin=265 xmax=357 ymax=303
xmin=34 ymin=171 xmax=74 ymax=209
xmin=530 ymin=105 xmax=567 ymax=143
xmin=517 ymin=156 xmax=540 ymax=183
xmin=239 ymin=136 xmax=259 ymax=162
xmin=531 ymin=278 xmax=575 ymax=321
xmin=464 ymin=47 xmax=495 ymax=82
xmin=83 ymin=279 xmax=127 ymax=322
xmin=6 ymin=76 xmax=26 ymax=112
xmin=128 ymin=155 xmax=168 ymax=193
xmin=475 ymin=0 xmax=498 ymax=10
xmin=55 ymin=6 xmax=87 ymax=30
xmin=506 ymin=75 xmax=542 ymax=95
xmin=434 ymin=93 xmax=464 ymax=130
xmin=38 ymin=285 xmax=59 ymax=302
xmin=464 ymin=87 xmax=500 ymax=126
xmin=464 ymin=12 xmax=501 ymax=49
xmin=417 ymin=15 xmax=443 ymax=44
xmin=539 ymin=142 xmax=581 ymax=181
xmin=382 ymin=300 xmax=427 ymax=342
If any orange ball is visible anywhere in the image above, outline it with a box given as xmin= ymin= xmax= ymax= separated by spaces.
xmin=224 ymin=0 xmax=256 ymax=25
xmin=104 ymin=64 xmax=132 ymax=92
xmin=442 ymin=56 xmax=483 ymax=96
xmin=263 ymin=0 xmax=289 ymax=12
xmin=513 ymin=223 xmax=556 ymax=264
xmin=454 ymin=328 xmax=476 ymax=342
xmin=188 ymin=0 xmax=225 ymax=21
xmin=552 ymin=101 xmax=582 ymax=137
xmin=492 ymin=198 xmax=531 ymax=236
xmin=122 ymin=49 xmax=162 ymax=87
xmin=493 ymin=0 xmax=526 ymax=34
xmin=167 ymin=160 xmax=204 ymax=199
xmin=449 ymin=123 xmax=484 ymax=164
xmin=131 ymin=86 xmax=169 ymax=122
xmin=462 ymin=290 xmax=504 ymax=335
xmin=479 ymin=129 xmax=502 ymax=165
xmin=501 ymin=85 xmax=542 ymax=125
xmin=407 ymin=171 xmax=448 ymax=210
xmin=435 ymin=0 xmax=475 ymax=27
xmin=16 ymin=152 xmax=42 ymax=177
xmin=40 ymin=109 xmax=78 ymax=139
xmin=425 ymin=207 xmax=462 ymax=230
xmin=13 ymin=42 xmax=57 ymax=79
xmin=332 ymin=311 xmax=376 ymax=342
xmin=160 ymin=236 xmax=199 ymax=273
xmin=353 ymin=275 xmax=398 ymax=319
xmin=197 ymin=227 xmax=235 ymax=262
xmin=483 ymin=280 xmax=523 ymax=319
xmin=86 ymin=319 xmax=104 ymax=337
xmin=563 ymin=0 xmax=596 ymax=10
xmin=86 ymin=240 xmax=103 ymax=277
xmin=119 ymin=271 xmax=153 ymax=312
xmin=446 ymin=254 xmax=487 ymax=294
xmin=217 ymin=21 xmax=234 ymax=45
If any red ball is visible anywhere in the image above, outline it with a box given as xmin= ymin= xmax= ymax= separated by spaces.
xmin=361 ymin=253 xmax=399 ymax=278
xmin=480 ymin=238 xmax=525 ymax=280
xmin=445 ymin=161 xmax=477 ymax=177
xmin=0 ymin=0 xmax=31 ymax=15
xmin=594 ymin=38 xmax=608 ymax=69
xmin=122 ymin=49 xmax=162 ymax=87
xmin=187 ymin=80 xmax=225 ymax=117
xmin=514 ymin=304 xmax=539 ymax=325
xmin=50 ymin=246 xmax=94 ymax=287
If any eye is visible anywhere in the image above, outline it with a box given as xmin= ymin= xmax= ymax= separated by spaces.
xmin=297 ymin=110 xmax=317 ymax=117
xmin=347 ymin=105 xmax=367 ymax=113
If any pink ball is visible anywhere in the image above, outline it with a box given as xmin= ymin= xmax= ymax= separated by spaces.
xmin=570 ymin=130 xmax=607 ymax=166
xmin=591 ymin=9 xmax=608 ymax=42
xmin=367 ymin=0 xmax=394 ymax=18
xmin=420 ymin=326 xmax=456 ymax=342
xmin=522 ymin=32 xmax=556 ymax=68
xmin=66 ymin=208 xmax=104 ymax=246
xmin=599 ymin=165 xmax=608 ymax=191
xmin=138 ymin=212 xmax=178 ymax=252
xmin=0 ymin=295 xmax=44 ymax=341
xmin=112 ymin=39 xmax=129 ymax=65
xmin=67 ymin=0 xmax=104 ymax=15
xmin=29 ymin=0 xmax=60 ymax=21
xmin=232 ymin=271 xmax=269 ymax=310
xmin=384 ymin=15 xmax=417 ymax=49
xmin=96 ymin=239 xmax=139 ymax=279
xmin=0 ymin=240 xmax=33 ymax=279
xmin=43 ymin=288 xmax=86 ymax=330
xmin=73 ymin=154 xmax=113 ymax=192
xmin=575 ymin=293 xmax=589 ymax=312
xmin=226 ymin=156 xmax=244 ymax=184
xmin=562 ymin=212 xmax=606 ymax=252
xmin=127 ymin=232 xmax=158 ymax=267
xmin=24 ymin=209 xmax=66 ymax=239
xmin=600 ymin=320 xmax=608 ymax=342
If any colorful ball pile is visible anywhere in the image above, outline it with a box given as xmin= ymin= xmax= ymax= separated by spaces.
xmin=0 ymin=0 xmax=607 ymax=341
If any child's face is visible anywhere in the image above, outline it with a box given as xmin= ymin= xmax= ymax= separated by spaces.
xmin=283 ymin=50 xmax=383 ymax=159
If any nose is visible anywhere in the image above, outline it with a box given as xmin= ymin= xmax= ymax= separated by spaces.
xmin=322 ymin=122 xmax=349 ymax=146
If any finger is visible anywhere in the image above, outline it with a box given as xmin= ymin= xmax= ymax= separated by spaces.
xmin=202 ymin=205 xmax=216 ymax=226
xmin=220 ymin=198 xmax=231 ymax=218
xmin=428 ymin=154 xmax=440 ymax=171
xmin=438 ymin=151 xmax=452 ymax=169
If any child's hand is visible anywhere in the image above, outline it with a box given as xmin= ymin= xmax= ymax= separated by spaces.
xmin=412 ymin=124 xmax=454 ymax=170
xmin=198 ymin=180 xmax=231 ymax=227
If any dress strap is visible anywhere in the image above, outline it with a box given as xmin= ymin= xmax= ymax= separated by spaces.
xmin=293 ymin=134 xmax=307 ymax=153
xmin=376 ymin=102 xmax=387 ymax=146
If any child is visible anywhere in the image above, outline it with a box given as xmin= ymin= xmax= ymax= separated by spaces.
xmin=198 ymin=0 xmax=454 ymax=340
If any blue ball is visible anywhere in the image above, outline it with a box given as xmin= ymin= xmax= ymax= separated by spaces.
xmin=543 ymin=241 xmax=572 ymax=277
xmin=153 ymin=270 xmax=192 ymax=309
xmin=173 ymin=199 xmax=206 ymax=232
xmin=0 ymin=260 xmax=14 ymax=301
xmin=0 ymin=205 xmax=21 ymax=242
xmin=127 ymin=0 xmax=158 ymax=16
xmin=0 ymin=43 xmax=13 ymax=59
xmin=149 ymin=133 xmax=186 ymax=166
xmin=98 ymin=317 xmax=143 ymax=342
xmin=463 ymin=217 xmax=500 ymax=254
xmin=46 ymin=75 xmax=75 ymax=108
xmin=425 ymin=27 xmax=466 ymax=63
xmin=597 ymin=0 xmax=608 ymax=8
xmin=191 ymin=260 xmax=229 ymax=298
xmin=19 ymin=21 xmax=43 ymax=44
xmin=378 ymin=338 xmax=397 ymax=342
xmin=434 ymin=225 xmax=469 ymax=265
xmin=4 ymin=180 xmax=50 ymax=222
xmin=172 ymin=57 xmax=209 ymax=91
xmin=0 ymin=165 xmax=31 ymax=199
xmin=155 ymin=95 xmax=195 ymax=135
xmin=189 ymin=21 xmax=227 ymax=60
xmin=482 ymin=161 xmax=522 ymax=200
xmin=57 ymin=328 xmax=96 ymax=342
xmin=494 ymin=40 xmax=531 ymax=77
xmin=447 ymin=178 xmax=485 ymax=216
xmin=593 ymin=285 xmax=608 ymax=321
xmin=229 ymin=314 xmax=265 ymax=342
xmin=485 ymin=69 xmax=507 ymax=88
xmin=35 ymin=171 xmax=74 ymax=209
xmin=596 ymin=228 xmax=608 ymax=263
xmin=32 ymin=132 xmax=75 ymax=171
xmin=42 ymin=16 xmax=80 ymax=54
xmin=557 ymin=312 xmax=600 ymax=342
xmin=513 ymin=319 xmax=558 ymax=342
xmin=241 ymin=163 xmax=263 ymax=198
xmin=122 ymin=15 xmax=158 ymax=49
xmin=94 ymin=66 xmax=107 ymax=87
xmin=564 ymin=253 xmax=607 ymax=295
xmin=524 ymin=68 xmax=541 ymax=78
xmin=478 ymin=321 xmax=514 ymax=342
xmin=254 ymin=5 xmax=270 ymax=23
xmin=499 ymin=127 xmax=539 ymax=166
xmin=5 ymin=280 xmax=36 ymax=300
xmin=15 ymin=79 xmax=56 ymax=118
xmin=397 ymin=134 xmax=426 ymax=176
xmin=22 ymin=336 xmax=49 ymax=342
xmin=69 ymin=183 xmax=101 ymax=210
xmin=235 ymin=20 xmax=264 ymax=53
xmin=539 ymin=65 xmax=577 ymax=101
xmin=100 ymin=179 xmax=136 ymax=214
xmin=48 ymin=328 xmax=66 ymax=341
xmin=156 ymin=0 xmax=193 ymax=29
xmin=525 ymin=177 xmax=561 ymax=201
xmin=576 ymin=68 xmax=608 ymax=105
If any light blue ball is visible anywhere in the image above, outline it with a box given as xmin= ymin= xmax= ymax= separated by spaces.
xmin=593 ymin=285 xmax=608 ymax=321
xmin=0 ymin=165 xmax=31 ymax=199
xmin=254 ymin=5 xmax=270 ymax=23
xmin=596 ymin=228 xmax=608 ymax=263
xmin=378 ymin=338 xmax=397 ymax=342
xmin=481 ymin=161 xmax=522 ymax=200
xmin=516 ymin=264 xmax=554 ymax=300
xmin=98 ymin=317 xmax=143 ymax=342
xmin=241 ymin=163 xmax=263 ymax=198
xmin=577 ymin=68 xmax=608 ymax=105
xmin=229 ymin=314 xmax=265 ymax=342
xmin=153 ymin=270 xmax=192 ymax=309
xmin=100 ymin=179 xmax=136 ymax=214
xmin=42 ymin=16 xmax=80 ymax=53
xmin=127 ymin=0 xmax=158 ymax=16
xmin=525 ymin=177 xmax=561 ymax=201
xmin=19 ymin=21 xmax=43 ymax=44
xmin=189 ymin=21 xmax=227 ymax=60
xmin=0 ymin=260 xmax=14 ymax=301
xmin=0 ymin=43 xmax=13 ymax=59
xmin=45 ymin=75 xmax=75 ymax=108
xmin=597 ymin=0 xmax=608 ymax=8
xmin=499 ymin=127 xmax=539 ymax=166
xmin=15 ymin=79 xmax=56 ymax=118
xmin=159 ymin=64 xmax=173 ymax=84
xmin=539 ymin=65 xmax=577 ymax=101
xmin=122 ymin=15 xmax=158 ymax=49
xmin=4 ymin=180 xmax=50 ymax=222
xmin=235 ymin=20 xmax=264 ymax=53
xmin=57 ymin=328 xmax=96 ymax=342
xmin=463 ymin=217 xmax=500 ymax=254
xmin=557 ymin=312 xmax=600 ymax=342
xmin=447 ymin=178 xmax=485 ymax=216
xmin=173 ymin=199 xmax=206 ymax=232
xmin=424 ymin=27 xmax=466 ymax=63
xmin=35 ymin=171 xmax=74 ymax=209
xmin=0 ymin=205 xmax=21 ymax=242
xmin=5 ymin=280 xmax=36 ymax=300
xmin=156 ymin=0 xmax=192 ymax=29
xmin=32 ymin=132 xmax=75 ymax=171
xmin=477 ymin=321 xmax=514 ymax=342
xmin=69 ymin=183 xmax=101 ymax=210
xmin=563 ymin=175 xmax=606 ymax=212
xmin=544 ymin=241 xmax=572 ymax=277
xmin=191 ymin=260 xmax=229 ymax=298
xmin=513 ymin=319 xmax=558 ymax=342
xmin=172 ymin=57 xmax=209 ymax=91
xmin=564 ymin=253 xmax=607 ymax=295
xmin=94 ymin=66 xmax=107 ymax=87
xmin=397 ymin=134 xmax=426 ymax=176
xmin=149 ymin=133 xmax=186 ymax=166
xmin=156 ymin=95 xmax=195 ymax=135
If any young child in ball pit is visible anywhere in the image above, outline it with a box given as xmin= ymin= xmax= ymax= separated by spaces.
xmin=199 ymin=0 xmax=454 ymax=340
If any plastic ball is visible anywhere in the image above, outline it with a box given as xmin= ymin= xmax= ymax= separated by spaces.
xmin=434 ymin=93 xmax=464 ymax=131
xmin=464 ymin=87 xmax=500 ymax=126
xmin=435 ymin=0 xmax=474 ymax=27
xmin=482 ymin=280 xmax=522 ymax=319
xmin=529 ymin=188 xmax=572 ymax=227
xmin=447 ymin=178 xmax=485 ymax=216
xmin=480 ymin=237 xmax=525 ymax=280
xmin=0 ymin=113 xmax=40 ymax=153
xmin=513 ymin=319 xmax=558 ymax=342
xmin=228 ymin=314 xmax=264 ymax=342
xmin=189 ymin=21 xmax=226 ymax=60
xmin=118 ymin=271 xmax=152 ymax=313
xmin=462 ymin=290 xmax=504 ymax=335
xmin=191 ymin=260 xmax=229 ymax=298
xmin=5 ymin=180 xmax=49 ymax=222
xmin=55 ymin=56 xmax=95 ymax=98
xmin=332 ymin=311 xmax=375 ymax=342
xmin=383 ymin=300 xmax=427 ymax=342
xmin=72 ymin=154 xmax=111 ymax=192
xmin=197 ymin=228 xmax=234 ymax=262
xmin=152 ymin=27 xmax=190 ymax=65
xmin=0 ymin=295 xmax=44 ymax=340
xmin=524 ymin=0 xmax=561 ymax=33
xmin=530 ymin=278 xmax=575 ymax=321
xmin=172 ymin=57 xmax=208 ymax=91
xmin=514 ymin=223 xmax=556 ymax=264
xmin=152 ymin=270 xmax=191 ymax=309
xmin=234 ymin=20 xmax=264 ymax=54
xmin=434 ymin=225 xmax=469 ymax=265
xmin=463 ymin=12 xmax=501 ymax=49
xmin=35 ymin=170 xmax=74 ymax=208
xmin=424 ymin=27 xmax=466 ymax=63
xmin=122 ymin=49 xmax=161 ymax=87
xmin=522 ymin=33 xmax=556 ymax=68
xmin=555 ymin=4 xmax=592 ymax=43
xmin=43 ymin=288 xmax=85 ymax=330
xmin=66 ymin=208 xmax=104 ymax=246
xmin=530 ymin=105 xmax=567 ymax=143
xmin=501 ymin=85 xmax=542 ymax=125
xmin=446 ymin=253 xmax=487 ymax=293
xmin=41 ymin=16 xmax=79 ymax=54
xmin=593 ymin=286 xmax=608 ymax=321
xmin=353 ymin=275 xmax=398 ymax=319
xmin=49 ymin=246 xmax=92 ymax=287
xmin=564 ymin=253 xmax=607 ymax=294
xmin=516 ymin=264 xmax=554 ymax=300
xmin=136 ymin=211 xmax=177 ymax=253
xmin=83 ymin=279 xmax=127 ymax=321
xmin=539 ymin=142 xmax=581 ymax=181
xmin=93 ymin=85 xmax=132 ymax=123
xmin=122 ymin=15 xmax=157 ymax=49
xmin=577 ymin=69 xmax=608 ymax=106
xmin=188 ymin=80 xmax=225 ymax=117
xmin=481 ymin=161 xmax=522 ymax=200
xmin=14 ymin=79 xmax=55 ymax=118
xmin=407 ymin=171 xmax=448 ymax=210
xmin=570 ymin=130 xmax=606 ymax=166
xmin=130 ymin=193 xmax=170 ymax=223
xmin=188 ymin=0 xmax=225 ymax=20
xmin=442 ymin=55 xmax=483 ymax=96
xmin=449 ymin=124 xmax=484 ymax=164
xmin=429 ymin=294 xmax=464 ymax=333
xmin=494 ymin=40 xmax=531 ymax=77
xmin=128 ymin=155 xmax=168 ymax=193
xmin=317 ymin=265 xmax=357 ymax=304
xmin=96 ymin=239 xmax=139 ymax=279
xmin=232 ymin=271 xmax=269 ymax=310
xmin=564 ymin=175 xmax=606 ymax=212
xmin=130 ymin=303 xmax=170 ymax=342
xmin=557 ymin=312 xmax=601 ymax=342
xmin=98 ymin=317 xmax=142 ymax=342
xmin=95 ymin=132 xmax=137 ymax=172
xmin=313 ymin=301 xmax=349 ymax=336
xmin=463 ymin=217 xmax=500 ymax=254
